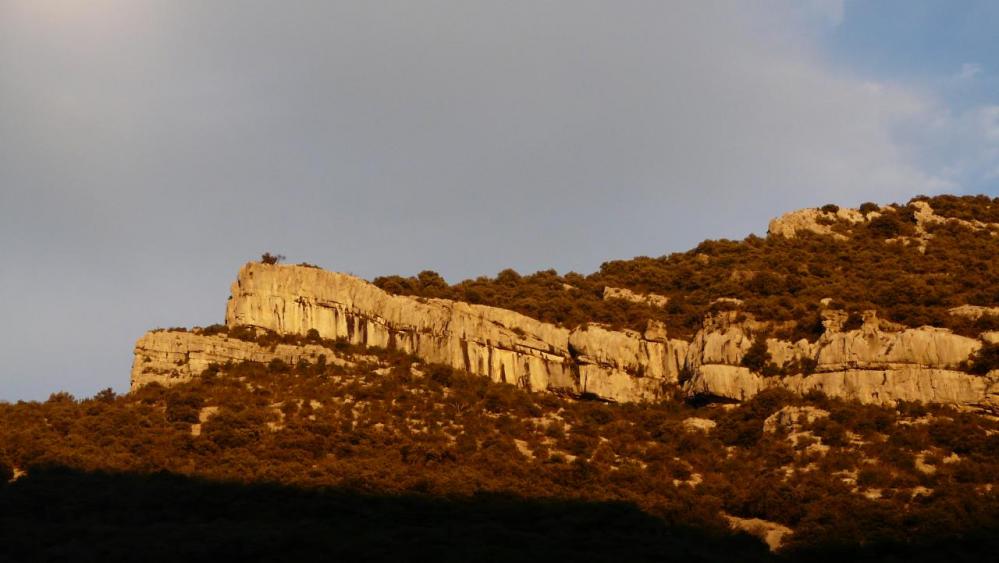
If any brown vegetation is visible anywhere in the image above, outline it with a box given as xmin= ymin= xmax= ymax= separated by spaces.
xmin=3 ymin=351 xmax=999 ymax=558
xmin=374 ymin=196 xmax=999 ymax=340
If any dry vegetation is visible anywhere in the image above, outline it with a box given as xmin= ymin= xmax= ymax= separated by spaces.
xmin=6 ymin=195 xmax=999 ymax=560
xmin=3 ymin=347 xmax=999 ymax=560
xmin=374 ymin=195 xmax=999 ymax=340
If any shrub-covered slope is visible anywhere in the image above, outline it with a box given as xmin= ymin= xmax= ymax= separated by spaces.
xmin=3 ymin=347 xmax=999 ymax=559
xmin=374 ymin=195 xmax=999 ymax=340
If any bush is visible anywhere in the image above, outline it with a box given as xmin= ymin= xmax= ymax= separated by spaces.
xmin=821 ymin=204 xmax=840 ymax=214
xmin=370 ymin=195 xmax=999 ymax=348
xmin=267 ymin=358 xmax=290 ymax=373
xmin=859 ymin=202 xmax=880 ymax=215
xmin=966 ymin=343 xmax=999 ymax=375
xmin=842 ymin=312 xmax=864 ymax=331
xmin=260 ymin=252 xmax=285 ymax=265
xmin=867 ymin=214 xmax=904 ymax=238
xmin=740 ymin=335 xmax=771 ymax=373
xmin=165 ymin=392 xmax=204 ymax=424
xmin=427 ymin=364 xmax=455 ymax=387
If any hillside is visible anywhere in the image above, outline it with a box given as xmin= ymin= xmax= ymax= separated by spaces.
xmin=4 ymin=194 xmax=999 ymax=560
xmin=374 ymin=195 xmax=999 ymax=340
xmin=4 ymin=346 xmax=999 ymax=560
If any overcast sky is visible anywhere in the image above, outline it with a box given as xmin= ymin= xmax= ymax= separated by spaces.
xmin=2 ymin=1 xmax=998 ymax=400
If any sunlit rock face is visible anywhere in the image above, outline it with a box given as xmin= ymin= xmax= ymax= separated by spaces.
xmin=221 ymin=263 xmax=685 ymax=402
xmin=679 ymin=311 xmax=996 ymax=409
xmin=132 ymin=261 xmax=998 ymax=410
xmin=130 ymin=330 xmax=351 ymax=390
xmin=684 ymin=365 xmax=998 ymax=410
xmin=768 ymin=200 xmax=997 ymax=242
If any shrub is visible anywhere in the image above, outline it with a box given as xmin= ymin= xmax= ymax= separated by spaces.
xmin=427 ymin=364 xmax=455 ymax=387
xmin=820 ymin=204 xmax=840 ymax=214
xmin=966 ymin=343 xmax=999 ymax=375
xmin=93 ymin=388 xmax=117 ymax=403
xmin=260 ymin=252 xmax=285 ymax=265
xmin=370 ymin=195 xmax=999 ymax=347
xmin=740 ymin=335 xmax=771 ymax=373
xmin=842 ymin=312 xmax=864 ymax=331
xmin=867 ymin=214 xmax=904 ymax=238
xmin=267 ymin=358 xmax=290 ymax=373
xmin=165 ymin=392 xmax=203 ymax=424
xmin=859 ymin=202 xmax=880 ymax=215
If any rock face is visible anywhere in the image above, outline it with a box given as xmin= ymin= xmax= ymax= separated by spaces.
xmin=767 ymin=207 xmax=868 ymax=239
xmin=130 ymin=330 xmax=351 ymax=390
xmin=769 ymin=200 xmax=997 ymax=242
xmin=131 ymin=262 xmax=999 ymax=411
xmin=602 ymin=286 xmax=670 ymax=308
xmin=680 ymin=311 xmax=998 ymax=410
xmin=950 ymin=305 xmax=999 ymax=320
xmin=763 ymin=406 xmax=829 ymax=434
xmin=221 ymin=263 xmax=687 ymax=402
xmin=724 ymin=514 xmax=793 ymax=552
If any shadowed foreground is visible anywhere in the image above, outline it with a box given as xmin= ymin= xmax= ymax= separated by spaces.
xmin=2 ymin=466 xmax=997 ymax=562
xmin=0 ymin=466 xmax=771 ymax=563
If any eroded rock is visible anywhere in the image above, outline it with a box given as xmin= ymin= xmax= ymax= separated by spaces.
xmin=131 ymin=330 xmax=352 ymax=390
xmin=131 ymin=262 xmax=999 ymax=410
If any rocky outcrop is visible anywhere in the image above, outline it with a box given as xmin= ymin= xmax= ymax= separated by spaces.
xmin=814 ymin=325 xmax=979 ymax=371
xmin=131 ymin=330 xmax=351 ymax=390
xmin=950 ymin=305 xmax=999 ymax=320
xmin=681 ymin=417 xmax=717 ymax=432
xmin=763 ymin=406 xmax=829 ymax=434
xmin=684 ymin=367 xmax=999 ymax=410
xmin=131 ymin=262 xmax=999 ymax=410
xmin=767 ymin=207 xmax=868 ymax=239
xmin=723 ymin=514 xmax=793 ymax=552
xmin=221 ymin=263 xmax=687 ymax=402
xmin=679 ymin=311 xmax=996 ymax=409
xmin=769 ymin=200 xmax=997 ymax=242
xmin=602 ymin=286 xmax=669 ymax=308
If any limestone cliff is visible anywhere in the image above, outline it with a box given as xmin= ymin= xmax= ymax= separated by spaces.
xmin=131 ymin=329 xmax=352 ymax=390
xmin=222 ymin=263 xmax=687 ymax=402
xmin=131 ymin=262 xmax=999 ymax=411
xmin=680 ymin=311 xmax=997 ymax=409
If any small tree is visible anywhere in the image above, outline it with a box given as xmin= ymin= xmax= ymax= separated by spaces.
xmin=93 ymin=388 xmax=117 ymax=403
xmin=741 ymin=334 xmax=772 ymax=372
xmin=967 ymin=343 xmax=999 ymax=375
xmin=859 ymin=202 xmax=880 ymax=215
xmin=261 ymin=252 xmax=285 ymax=265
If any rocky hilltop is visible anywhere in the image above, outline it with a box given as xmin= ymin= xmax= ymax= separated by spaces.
xmin=134 ymin=263 xmax=690 ymax=402
xmin=20 ymin=194 xmax=999 ymax=560
xmin=134 ymin=204 xmax=999 ymax=412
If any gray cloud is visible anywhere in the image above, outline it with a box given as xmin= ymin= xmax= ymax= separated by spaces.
xmin=0 ymin=1 xmax=952 ymax=399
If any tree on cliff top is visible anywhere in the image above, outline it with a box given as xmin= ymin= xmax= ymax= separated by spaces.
xmin=261 ymin=252 xmax=285 ymax=265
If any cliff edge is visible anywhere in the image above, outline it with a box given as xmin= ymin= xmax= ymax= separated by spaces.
xmin=132 ymin=261 xmax=999 ymax=411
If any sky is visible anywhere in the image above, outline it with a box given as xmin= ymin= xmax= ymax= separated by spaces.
xmin=1 ymin=0 xmax=998 ymax=401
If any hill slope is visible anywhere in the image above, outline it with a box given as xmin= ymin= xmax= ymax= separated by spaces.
xmin=5 ymin=347 xmax=999 ymax=560
xmin=374 ymin=195 xmax=999 ymax=339
xmin=5 ymin=194 xmax=999 ymax=560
